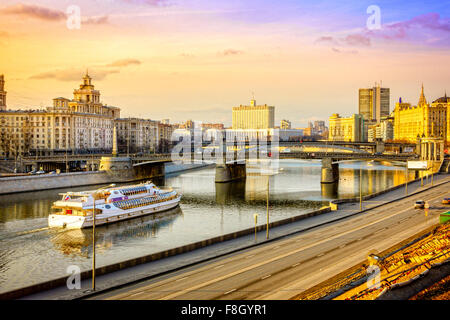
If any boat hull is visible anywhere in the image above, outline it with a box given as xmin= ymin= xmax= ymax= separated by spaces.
xmin=49 ymin=195 xmax=181 ymax=229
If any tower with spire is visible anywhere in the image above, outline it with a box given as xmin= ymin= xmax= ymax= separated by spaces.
xmin=418 ymin=83 xmax=427 ymax=106
xmin=0 ymin=74 xmax=6 ymax=111
xmin=73 ymin=70 xmax=100 ymax=104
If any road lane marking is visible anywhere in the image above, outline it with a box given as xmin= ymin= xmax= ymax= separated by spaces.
xmin=292 ymin=263 xmax=300 ymax=267
xmin=246 ymin=255 xmax=255 ymax=259
xmin=214 ymin=264 xmax=225 ymax=269
xmin=261 ymin=274 xmax=271 ymax=280
xmin=126 ymin=188 xmax=449 ymax=300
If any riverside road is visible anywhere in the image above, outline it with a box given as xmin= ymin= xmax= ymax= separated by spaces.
xmin=88 ymin=175 xmax=450 ymax=300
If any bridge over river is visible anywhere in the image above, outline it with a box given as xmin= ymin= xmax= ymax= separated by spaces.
xmin=16 ymin=142 xmax=419 ymax=186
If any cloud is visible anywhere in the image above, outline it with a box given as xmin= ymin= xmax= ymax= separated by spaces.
xmin=317 ymin=13 xmax=450 ymax=49
xmin=366 ymin=12 xmax=450 ymax=41
xmin=315 ymin=34 xmax=370 ymax=48
xmin=331 ymin=47 xmax=358 ymax=54
xmin=121 ymin=0 xmax=171 ymax=6
xmin=315 ymin=36 xmax=337 ymax=44
xmin=28 ymin=58 xmax=141 ymax=82
xmin=0 ymin=3 xmax=66 ymax=21
xmin=342 ymin=34 xmax=371 ymax=47
xmin=1 ymin=4 xmax=109 ymax=25
xmin=29 ymin=69 xmax=119 ymax=81
xmin=83 ymin=15 xmax=109 ymax=25
xmin=220 ymin=49 xmax=244 ymax=56
xmin=105 ymin=59 xmax=141 ymax=67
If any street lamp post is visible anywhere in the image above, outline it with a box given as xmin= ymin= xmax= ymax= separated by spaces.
xmin=91 ymin=184 xmax=115 ymax=291
xmin=404 ymin=165 xmax=409 ymax=196
xmin=261 ymin=159 xmax=278 ymax=240
xmin=266 ymin=176 xmax=269 ymax=239
xmin=359 ymin=168 xmax=363 ymax=211
xmin=254 ymin=213 xmax=258 ymax=242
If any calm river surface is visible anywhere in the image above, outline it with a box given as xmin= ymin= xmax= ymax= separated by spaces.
xmin=0 ymin=159 xmax=414 ymax=293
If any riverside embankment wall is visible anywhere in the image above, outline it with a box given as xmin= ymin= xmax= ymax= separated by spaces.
xmin=0 ymin=163 xmax=209 ymax=195
xmin=0 ymin=206 xmax=331 ymax=300
xmin=0 ymin=171 xmax=112 ymax=195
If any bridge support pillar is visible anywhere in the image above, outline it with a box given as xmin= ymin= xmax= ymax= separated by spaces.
xmin=215 ymin=163 xmax=246 ymax=183
xmin=99 ymin=156 xmax=134 ymax=181
xmin=321 ymin=158 xmax=339 ymax=184
xmin=375 ymin=142 xmax=385 ymax=153
xmin=321 ymin=182 xmax=338 ymax=198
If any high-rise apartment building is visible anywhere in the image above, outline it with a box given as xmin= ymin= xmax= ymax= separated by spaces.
xmin=280 ymin=119 xmax=291 ymax=129
xmin=0 ymin=73 xmax=120 ymax=157
xmin=328 ymin=113 xmax=364 ymax=142
xmin=115 ymin=118 xmax=159 ymax=154
xmin=0 ymin=75 xmax=6 ymax=111
xmin=359 ymin=83 xmax=390 ymax=123
xmin=232 ymin=99 xmax=274 ymax=129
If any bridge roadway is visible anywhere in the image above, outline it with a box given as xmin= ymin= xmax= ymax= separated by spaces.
xmin=91 ymin=175 xmax=450 ymax=300
xmin=21 ymin=151 xmax=417 ymax=164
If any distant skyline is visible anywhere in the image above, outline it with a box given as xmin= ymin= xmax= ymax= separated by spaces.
xmin=0 ymin=0 xmax=449 ymax=127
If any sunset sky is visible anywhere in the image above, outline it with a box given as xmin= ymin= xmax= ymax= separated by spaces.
xmin=0 ymin=0 xmax=449 ymax=127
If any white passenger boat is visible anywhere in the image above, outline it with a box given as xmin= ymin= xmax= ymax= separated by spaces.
xmin=48 ymin=181 xmax=182 ymax=229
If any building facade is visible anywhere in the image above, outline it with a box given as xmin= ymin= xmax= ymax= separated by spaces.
xmin=328 ymin=113 xmax=364 ymax=142
xmin=201 ymin=123 xmax=224 ymax=130
xmin=393 ymin=86 xmax=448 ymax=145
xmin=232 ymin=99 xmax=275 ymax=129
xmin=0 ymin=73 xmax=120 ymax=157
xmin=115 ymin=118 xmax=159 ymax=154
xmin=280 ymin=119 xmax=291 ymax=129
xmin=359 ymin=83 xmax=390 ymax=123
xmin=158 ymin=122 xmax=175 ymax=153
xmin=367 ymin=118 xmax=394 ymax=142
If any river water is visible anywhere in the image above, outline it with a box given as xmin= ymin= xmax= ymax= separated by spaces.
xmin=0 ymin=159 xmax=415 ymax=293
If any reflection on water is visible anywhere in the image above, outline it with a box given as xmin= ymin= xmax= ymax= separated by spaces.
xmin=0 ymin=159 xmax=415 ymax=293
xmin=51 ymin=207 xmax=183 ymax=257
xmin=321 ymin=183 xmax=338 ymax=198
xmin=215 ymin=181 xmax=246 ymax=204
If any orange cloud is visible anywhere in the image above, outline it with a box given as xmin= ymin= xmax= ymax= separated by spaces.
xmin=29 ymin=69 xmax=119 ymax=81
xmin=1 ymin=3 xmax=65 ymax=21
xmin=220 ymin=49 xmax=244 ymax=56
xmin=105 ymin=59 xmax=141 ymax=67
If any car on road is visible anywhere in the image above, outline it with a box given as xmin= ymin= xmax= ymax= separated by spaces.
xmin=36 ymin=170 xmax=45 ymax=174
xmin=414 ymin=200 xmax=425 ymax=209
xmin=442 ymin=197 xmax=450 ymax=205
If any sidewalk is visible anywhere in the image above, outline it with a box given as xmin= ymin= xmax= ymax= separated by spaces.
xmin=20 ymin=173 xmax=450 ymax=300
